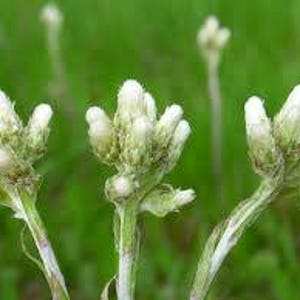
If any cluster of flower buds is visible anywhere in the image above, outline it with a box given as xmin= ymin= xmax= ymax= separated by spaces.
xmin=197 ymin=15 xmax=231 ymax=69
xmin=244 ymin=85 xmax=300 ymax=179
xmin=86 ymin=79 xmax=194 ymax=214
xmin=40 ymin=3 xmax=63 ymax=32
xmin=0 ymin=90 xmax=53 ymax=184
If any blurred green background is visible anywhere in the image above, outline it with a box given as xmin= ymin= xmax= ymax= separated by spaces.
xmin=0 ymin=0 xmax=300 ymax=299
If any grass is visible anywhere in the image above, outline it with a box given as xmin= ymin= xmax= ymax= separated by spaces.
xmin=0 ymin=0 xmax=300 ymax=299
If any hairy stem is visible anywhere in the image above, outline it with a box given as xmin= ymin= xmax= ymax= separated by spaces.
xmin=190 ymin=179 xmax=280 ymax=300
xmin=12 ymin=188 xmax=69 ymax=300
xmin=207 ymin=63 xmax=222 ymax=191
xmin=117 ymin=200 xmax=138 ymax=300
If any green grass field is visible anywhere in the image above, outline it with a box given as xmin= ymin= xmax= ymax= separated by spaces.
xmin=1 ymin=0 xmax=300 ymax=299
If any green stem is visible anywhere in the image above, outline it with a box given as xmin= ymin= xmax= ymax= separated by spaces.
xmin=189 ymin=179 xmax=280 ymax=300
xmin=117 ymin=200 xmax=138 ymax=300
xmin=13 ymin=188 xmax=69 ymax=300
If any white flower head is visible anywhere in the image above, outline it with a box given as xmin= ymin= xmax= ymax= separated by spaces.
xmin=197 ymin=15 xmax=231 ymax=68
xmin=165 ymin=120 xmax=191 ymax=172
xmin=154 ymin=104 xmax=183 ymax=148
xmin=140 ymin=186 xmax=195 ymax=217
xmin=117 ymin=79 xmax=145 ymax=116
xmin=105 ymin=175 xmax=135 ymax=201
xmin=144 ymin=92 xmax=157 ymax=123
xmin=86 ymin=106 xmax=110 ymax=126
xmin=124 ymin=115 xmax=153 ymax=167
xmin=88 ymin=120 xmax=112 ymax=148
xmin=173 ymin=120 xmax=191 ymax=145
xmin=86 ymin=106 xmax=114 ymax=162
xmin=274 ymin=85 xmax=300 ymax=151
xmin=113 ymin=176 xmax=134 ymax=198
xmin=40 ymin=3 xmax=63 ymax=29
xmin=29 ymin=104 xmax=53 ymax=132
xmin=132 ymin=116 xmax=153 ymax=141
xmin=0 ymin=90 xmax=22 ymax=134
xmin=245 ymin=96 xmax=277 ymax=175
xmin=174 ymin=189 xmax=195 ymax=206
xmin=26 ymin=104 xmax=53 ymax=155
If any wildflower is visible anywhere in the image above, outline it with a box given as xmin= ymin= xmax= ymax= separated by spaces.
xmin=273 ymin=85 xmax=300 ymax=153
xmin=40 ymin=3 xmax=63 ymax=30
xmin=0 ymin=90 xmax=68 ymax=299
xmin=87 ymin=79 xmax=194 ymax=300
xmin=105 ymin=175 xmax=135 ymax=201
xmin=196 ymin=15 xmax=230 ymax=190
xmin=166 ymin=120 xmax=191 ymax=172
xmin=140 ymin=186 xmax=195 ymax=217
xmin=153 ymin=104 xmax=183 ymax=151
xmin=0 ymin=90 xmax=22 ymax=135
xmin=244 ymin=96 xmax=278 ymax=175
xmin=26 ymin=104 xmax=53 ymax=150
xmin=197 ymin=15 xmax=231 ymax=69
xmin=86 ymin=106 xmax=113 ymax=161
xmin=117 ymin=79 xmax=145 ymax=118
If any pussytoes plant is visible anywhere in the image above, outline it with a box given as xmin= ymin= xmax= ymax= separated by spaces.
xmin=190 ymin=85 xmax=300 ymax=299
xmin=86 ymin=79 xmax=195 ymax=300
xmin=0 ymin=90 xmax=69 ymax=300
xmin=2 ymin=80 xmax=300 ymax=300
xmin=197 ymin=16 xmax=231 ymax=190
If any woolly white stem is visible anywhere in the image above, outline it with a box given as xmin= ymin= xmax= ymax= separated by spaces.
xmin=11 ymin=188 xmax=69 ymax=300
xmin=117 ymin=201 xmax=138 ymax=300
xmin=190 ymin=179 xmax=280 ymax=300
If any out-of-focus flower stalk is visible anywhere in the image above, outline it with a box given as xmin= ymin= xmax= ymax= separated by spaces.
xmin=197 ymin=16 xmax=231 ymax=192
xmin=40 ymin=3 xmax=73 ymax=119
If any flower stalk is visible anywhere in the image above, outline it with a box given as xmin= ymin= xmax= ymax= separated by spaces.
xmin=190 ymin=85 xmax=300 ymax=300
xmin=189 ymin=178 xmax=281 ymax=300
xmin=117 ymin=200 xmax=138 ymax=300
xmin=197 ymin=16 xmax=231 ymax=191
xmin=86 ymin=79 xmax=195 ymax=300
xmin=10 ymin=187 xmax=69 ymax=300
xmin=0 ymin=90 xmax=69 ymax=300
xmin=40 ymin=3 xmax=73 ymax=119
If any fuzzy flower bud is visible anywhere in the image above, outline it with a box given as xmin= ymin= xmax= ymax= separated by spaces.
xmin=154 ymin=104 xmax=183 ymax=149
xmin=0 ymin=148 xmax=14 ymax=173
xmin=123 ymin=116 xmax=153 ymax=167
xmin=86 ymin=106 xmax=110 ymax=125
xmin=140 ymin=186 xmax=195 ymax=217
xmin=198 ymin=16 xmax=219 ymax=44
xmin=25 ymin=104 xmax=53 ymax=156
xmin=245 ymin=96 xmax=277 ymax=175
xmin=105 ymin=175 xmax=135 ymax=202
xmin=197 ymin=15 xmax=231 ymax=69
xmin=166 ymin=120 xmax=191 ymax=172
xmin=88 ymin=120 xmax=112 ymax=149
xmin=174 ymin=189 xmax=196 ymax=206
xmin=29 ymin=104 xmax=53 ymax=132
xmin=274 ymin=85 xmax=300 ymax=152
xmin=117 ymin=79 xmax=145 ymax=117
xmin=144 ymin=92 xmax=157 ymax=123
xmin=86 ymin=107 xmax=114 ymax=161
xmin=40 ymin=3 xmax=63 ymax=29
xmin=0 ymin=90 xmax=21 ymax=134
xmin=215 ymin=28 xmax=231 ymax=48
